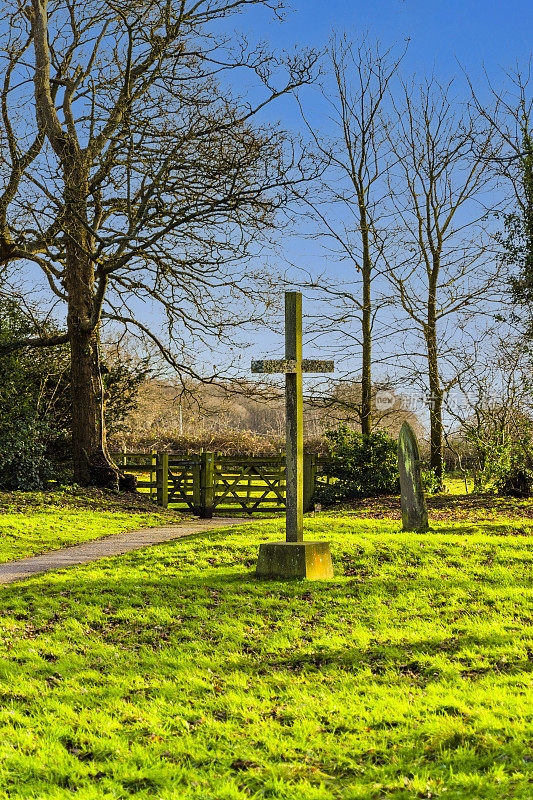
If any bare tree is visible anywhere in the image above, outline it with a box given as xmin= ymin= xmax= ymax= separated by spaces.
xmin=445 ymin=331 xmax=533 ymax=487
xmin=303 ymin=378 xmax=425 ymax=438
xmin=383 ymin=77 xmax=500 ymax=487
xmin=297 ymin=33 xmax=407 ymax=435
xmin=468 ymin=64 xmax=532 ymax=211
xmin=0 ymin=0 xmax=316 ymax=486
xmin=468 ymin=65 xmax=533 ymax=325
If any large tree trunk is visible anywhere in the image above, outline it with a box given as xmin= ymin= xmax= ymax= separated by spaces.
xmin=64 ymin=165 xmax=120 ymax=488
xmin=69 ymin=326 xmax=118 ymax=487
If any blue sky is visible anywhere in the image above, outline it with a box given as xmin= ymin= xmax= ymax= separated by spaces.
xmin=243 ymin=0 xmax=533 ymax=310
xmin=235 ymin=0 xmax=533 ymax=415
xmin=262 ymin=0 xmax=531 ymax=83
xmin=239 ymin=0 xmax=532 ymax=142
xmin=1 ymin=0 xmax=531 ymax=410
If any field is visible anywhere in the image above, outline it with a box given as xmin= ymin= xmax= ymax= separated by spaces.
xmin=0 ymin=493 xmax=532 ymax=799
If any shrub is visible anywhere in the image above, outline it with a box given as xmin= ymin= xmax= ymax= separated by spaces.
xmin=0 ymin=296 xmax=149 ymax=474
xmin=422 ymin=467 xmax=442 ymax=495
xmin=472 ymin=432 xmax=533 ymax=497
xmin=497 ymin=465 xmax=533 ymax=497
xmin=0 ymin=420 xmax=53 ymax=491
xmin=316 ymin=425 xmax=399 ymax=504
xmin=492 ymin=438 xmax=533 ymax=497
xmin=112 ymin=428 xmax=329 ymax=457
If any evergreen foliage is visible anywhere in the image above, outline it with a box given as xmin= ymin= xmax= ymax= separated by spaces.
xmin=0 ymin=298 xmax=149 ymax=485
xmin=474 ymin=432 xmax=533 ymax=497
xmin=316 ymin=424 xmax=399 ymax=503
xmin=506 ymin=129 xmax=533 ymax=324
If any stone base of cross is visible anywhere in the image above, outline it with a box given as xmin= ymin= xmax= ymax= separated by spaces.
xmin=251 ymin=291 xmax=334 ymax=580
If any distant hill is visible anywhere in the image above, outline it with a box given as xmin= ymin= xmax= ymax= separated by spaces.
xmin=111 ymin=377 xmax=425 ymax=453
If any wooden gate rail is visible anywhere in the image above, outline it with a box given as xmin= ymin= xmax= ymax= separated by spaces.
xmin=213 ymin=456 xmax=286 ymax=517
xmin=113 ymin=451 xmax=158 ymax=500
xmin=114 ymin=451 xmax=328 ymax=517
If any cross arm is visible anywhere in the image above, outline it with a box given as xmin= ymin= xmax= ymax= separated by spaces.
xmin=251 ymin=359 xmax=297 ymax=373
xmin=301 ymin=359 xmax=334 ymax=373
xmin=251 ymin=359 xmax=334 ymax=374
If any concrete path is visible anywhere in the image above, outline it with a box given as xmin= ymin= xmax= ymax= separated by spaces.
xmin=0 ymin=517 xmax=248 ymax=585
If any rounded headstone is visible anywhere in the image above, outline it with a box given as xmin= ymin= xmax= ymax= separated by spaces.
xmin=398 ymin=422 xmax=429 ymax=532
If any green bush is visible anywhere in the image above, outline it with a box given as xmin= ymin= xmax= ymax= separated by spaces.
xmin=316 ymin=425 xmax=399 ymax=504
xmin=493 ymin=438 xmax=533 ymax=497
xmin=0 ymin=420 xmax=53 ymax=491
xmin=0 ymin=296 xmax=150 ymax=475
xmin=471 ymin=431 xmax=533 ymax=497
xmin=422 ymin=467 xmax=442 ymax=495
xmin=497 ymin=465 xmax=533 ymax=497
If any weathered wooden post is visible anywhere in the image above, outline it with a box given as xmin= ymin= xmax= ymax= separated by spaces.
xmin=199 ymin=451 xmax=215 ymax=519
xmin=150 ymin=451 xmax=157 ymax=501
xmin=252 ymin=291 xmax=334 ymax=579
xmin=156 ymin=452 xmax=169 ymax=508
xmin=285 ymin=291 xmax=304 ymax=540
xmin=192 ymin=457 xmax=202 ymax=515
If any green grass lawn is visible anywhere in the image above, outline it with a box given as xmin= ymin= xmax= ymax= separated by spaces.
xmin=0 ymin=514 xmax=532 ymax=799
xmin=443 ymin=477 xmax=469 ymax=495
xmin=0 ymin=488 xmax=186 ymax=563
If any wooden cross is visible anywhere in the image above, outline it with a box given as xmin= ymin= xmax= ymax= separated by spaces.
xmin=252 ymin=291 xmax=334 ymax=542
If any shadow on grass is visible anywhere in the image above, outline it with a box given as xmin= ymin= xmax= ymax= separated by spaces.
xmin=0 ymin=557 xmax=532 ymax=798
xmin=343 ymin=490 xmax=533 ymax=520
xmin=2 ymin=564 xmax=531 ymax=685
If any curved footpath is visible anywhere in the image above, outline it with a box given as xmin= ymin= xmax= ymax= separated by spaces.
xmin=0 ymin=517 xmax=249 ymax=585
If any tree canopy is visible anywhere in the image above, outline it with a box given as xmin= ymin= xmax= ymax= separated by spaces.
xmin=0 ymin=0 xmax=316 ymax=484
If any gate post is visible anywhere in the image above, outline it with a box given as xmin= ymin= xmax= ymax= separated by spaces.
xmin=150 ymin=451 xmax=157 ymax=501
xmin=199 ymin=451 xmax=215 ymax=518
xmin=192 ymin=459 xmax=201 ymax=515
xmin=156 ymin=452 xmax=169 ymax=508
xmin=303 ymin=453 xmax=317 ymax=513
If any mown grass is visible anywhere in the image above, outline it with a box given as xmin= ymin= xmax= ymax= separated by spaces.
xmin=442 ymin=477 xmax=468 ymax=495
xmin=0 ymin=516 xmax=532 ymax=799
xmin=0 ymin=488 xmax=186 ymax=563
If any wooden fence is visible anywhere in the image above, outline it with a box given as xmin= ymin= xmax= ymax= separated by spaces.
xmin=113 ymin=451 xmax=333 ymax=517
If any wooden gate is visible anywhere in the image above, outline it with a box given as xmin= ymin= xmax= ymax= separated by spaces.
xmin=213 ymin=456 xmax=286 ymax=515
xmin=114 ymin=451 xmax=322 ymax=516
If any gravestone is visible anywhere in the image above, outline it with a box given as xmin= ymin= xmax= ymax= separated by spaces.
xmin=251 ymin=291 xmax=334 ymax=579
xmin=398 ymin=422 xmax=429 ymax=532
